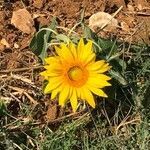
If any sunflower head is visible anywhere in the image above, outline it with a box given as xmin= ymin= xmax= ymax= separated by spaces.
xmin=40 ymin=39 xmax=111 ymax=112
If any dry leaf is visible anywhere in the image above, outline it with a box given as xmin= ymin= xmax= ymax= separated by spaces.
xmin=121 ymin=21 xmax=130 ymax=32
xmin=108 ymin=0 xmax=126 ymax=9
xmin=0 ymin=11 xmax=5 ymax=31
xmin=22 ymin=116 xmax=32 ymax=124
xmin=127 ymin=4 xmax=135 ymax=12
xmin=0 ymin=43 xmax=5 ymax=52
xmin=24 ymin=92 xmax=38 ymax=106
xmin=11 ymin=9 xmax=34 ymax=34
xmin=89 ymin=12 xmax=118 ymax=31
xmin=46 ymin=104 xmax=57 ymax=121
xmin=11 ymin=74 xmax=34 ymax=85
xmin=33 ymin=13 xmax=46 ymax=19
xmin=118 ymin=14 xmax=135 ymax=28
xmin=33 ymin=0 xmax=44 ymax=9
xmin=134 ymin=0 xmax=149 ymax=11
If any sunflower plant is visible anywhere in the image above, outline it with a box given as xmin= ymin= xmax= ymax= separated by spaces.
xmin=30 ymin=17 xmax=127 ymax=112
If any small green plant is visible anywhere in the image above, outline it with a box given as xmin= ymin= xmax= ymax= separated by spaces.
xmin=0 ymin=99 xmax=6 ymax=116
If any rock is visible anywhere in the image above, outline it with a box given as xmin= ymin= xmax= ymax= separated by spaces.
xmin=89 ymin=12 xmax=118 ymax=32
xmin=0 ymin=38 xmax=10 ymax=48
xmin=11 ymin=9 xmax=34 ymax=34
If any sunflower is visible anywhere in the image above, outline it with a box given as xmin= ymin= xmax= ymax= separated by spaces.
xmin=40 ymin=39 xmax=111 ymax=112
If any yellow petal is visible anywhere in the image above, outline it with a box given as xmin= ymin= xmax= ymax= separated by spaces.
xmin=84 ymin=53 xmax=96 ymax=65
xmin=89 ymin=86 xmax=108 ymax=98
xmin=51 ymin=90 xmax=58 ymax=99
xmin=40 ymin=70 xmax=60 ymax=77
xmin=55 ymin=43 xmax=74 ymax=60
xmin=70 ymin=88 xmax=78 ymax=112
xmin=51 ymin=85 xmax=63 ymax=99
xmin=55 ymin=46 xmax=61 ymax=55
xmin=78 ymin=39 xmax=96 ymax=65
xmin=96 ymin=64 xmax=112 ymax=73
xmin=40 ymin=71 xmax=49 ymax=77
xmin=87 ymin=82 xmax=105 ymax=89
xmin=87 ymin=77 xmax=111 ymax=88
xmin=83 ymin=40 xmax=93 ymax=58
xmin=85 ymin=40 xmax=93 ymax=53
xmin=84 ymin=42 xmax=95 ymax=63
xmin=87 ymin=61 xmax=111 ymax=73
xmin=59 ymin=84 xmax=70 ymax=107
xmin=69 ymin=42 xmax=77 ymax=59
xmin=90 ymin=74 xmax=111 ymax=81
xmin=77 ymin=38 xmax=84 ymax=57
xmin=80 ymin=40 xmax=92 ymax=59
xmin=45 ymin=56 xmax=59 ymax=64
xmin=76 ymin=88 xmax=81 ymax=98
xmin=44 ymin=77 xmax=62 ymax=94
xmin=44 ymin=65 xmax=62 ymax=75
xmin=82 ymin=87 xmax=95 ymax=108
xmin=87 ymin=60 xmax=105 ymax=71
xmin=79 ymin=87 xmax=85 ymax=100
xmin=44 ymin=63 xmax=61 ymax=70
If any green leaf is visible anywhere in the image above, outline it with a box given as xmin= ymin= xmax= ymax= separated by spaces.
xmin=80 ymin=8 xmax=85 ymax=23
xmin=32 ymin=29 xmax=47 ymax=57
xmin=97 ymin=38 xmax=117 ymax=53
xmin=117 ymin=58 xmax=127 ymax=71
xmin=29 ymin=17 xmax=57 ymax=63
xmin=38 ymin=34 xmax=47 ymax=62
xmin=107 ymin=53 xmax=121 ymax=61
xmin=56 ymin=34 xmax=70 ymax=43
xmin=45 ymin=17 xmax=57 ymax=41
xmin=82 ymin=24 xmax=97 ymax=40
xmin=109 ymin=70 xmax=128 ymax=85
xmin=29 ymin=35 xmax=37 ymax=52
xmin=70 ymin=35 xmax=79 ymax=44
xmin=0 ymin=100 xmax=6 ymax=116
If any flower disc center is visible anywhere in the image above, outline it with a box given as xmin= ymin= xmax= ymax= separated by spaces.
xmin=68 ymin=66 xmax=83 ymax=81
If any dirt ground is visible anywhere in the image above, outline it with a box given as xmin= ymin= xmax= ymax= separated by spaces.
xmin=0 ymin=0 xmax=150 ymax=122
